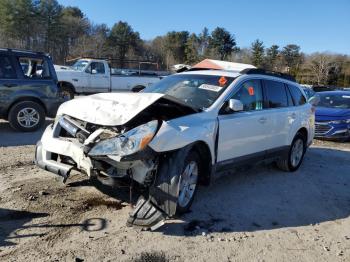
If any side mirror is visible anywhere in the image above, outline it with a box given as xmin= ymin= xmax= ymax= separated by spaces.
xmin=308 ymin=95 xmax=320 ymax=106
xmin=91 ymin=69 xmax=97 ymax=74
xmin=228 ymin=99 xmax=244 ymax=112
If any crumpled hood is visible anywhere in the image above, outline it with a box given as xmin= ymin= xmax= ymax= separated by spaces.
xmin=57 ymin=92 xmax=165 ymax=126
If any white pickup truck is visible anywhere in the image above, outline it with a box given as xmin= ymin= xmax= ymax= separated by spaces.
xmin=55 ymin=59 xmax=164 ymax=99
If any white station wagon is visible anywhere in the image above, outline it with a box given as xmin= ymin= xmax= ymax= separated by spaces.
xmin=35 ymin=60 xmax=315 ymax=229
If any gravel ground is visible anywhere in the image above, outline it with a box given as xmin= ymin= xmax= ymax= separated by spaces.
xmin=0 ymin=121 xmax=350 ymax=261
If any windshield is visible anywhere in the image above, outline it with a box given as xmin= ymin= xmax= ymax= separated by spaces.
xmin=144 ymin=74 xmax=235 ymax=109
xmin=317 ymin=93 xmax=350 ymax=109
xmin=71 ymin=60 xmax=89 ymax=71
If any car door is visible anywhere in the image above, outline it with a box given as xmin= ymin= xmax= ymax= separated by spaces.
xmin=14 ymin=55 xmax=58 ymax=97
xmin=217 ymin=79 xmax=271 ymax=165
xmin=262 ymin=79 xmax=292 ymax=151
xmin=86 ymin=62 xmax=110 ymax=93
xmin=0 ymin=54 xmax=18 ymax=113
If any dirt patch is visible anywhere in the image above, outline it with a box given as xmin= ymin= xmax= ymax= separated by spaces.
xmin=0 ymin=140 xmax=350 ymax=261
xmin=83 ymin=197 xmax=127 ymax=210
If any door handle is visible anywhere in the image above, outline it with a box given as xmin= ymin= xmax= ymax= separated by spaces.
xmin=259 ymin=117 xmax=267 ymax=123
xmin=291 ymin=113 xmax=297 ymax=119
xmin=4 ymin=83 xmax=17 ymax=88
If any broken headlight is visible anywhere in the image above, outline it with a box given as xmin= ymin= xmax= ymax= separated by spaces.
xmin=88 ymin=120 xmax=158 ymax=157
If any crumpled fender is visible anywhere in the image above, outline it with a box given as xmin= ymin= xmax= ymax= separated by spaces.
xmin=148 ymin=113 xmax=217 ymax=164
xmin=127 ymin=145 xmax=192 ymax=229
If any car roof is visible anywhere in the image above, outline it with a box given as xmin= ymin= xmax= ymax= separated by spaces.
xmin=178 ymin=69 xmax=299 ymax=86
xmin=179 ymin=69 xmax=241 ymax=78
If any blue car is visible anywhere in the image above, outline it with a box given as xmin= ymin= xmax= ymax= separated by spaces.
xmin=315 ymin=91 xmax=350 ymax=140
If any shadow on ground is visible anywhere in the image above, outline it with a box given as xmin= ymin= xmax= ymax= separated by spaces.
xmin=156 ymin=146 xmax=350 ymax=236
xmin=64 ymin=146 xmax=350 ymax=236
xmin=0 ymin=120 xmax=52 ymax=147
xmin=0 ymin=208 xmax=107 ymax=247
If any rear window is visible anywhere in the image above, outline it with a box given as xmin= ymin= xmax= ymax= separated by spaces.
xmin=0 ymin=55 xmax=16 ymax=79
xmin=264 ymin=80 xmax=288 ymax=108
xmin=288 ymin=84 xmax=306 ymax=105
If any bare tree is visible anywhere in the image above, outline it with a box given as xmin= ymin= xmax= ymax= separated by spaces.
xmin=308 ymin=53 xmax=334 ymax=85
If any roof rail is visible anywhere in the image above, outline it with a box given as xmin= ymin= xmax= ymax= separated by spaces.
xmin=0 ymin=48 xmax=46 ymax=55
xmin=240 ymin=68 xmax=296 ymax=82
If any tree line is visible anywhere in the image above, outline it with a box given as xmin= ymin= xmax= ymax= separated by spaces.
xmin=0 ymin=0 xmax=349 ymax=87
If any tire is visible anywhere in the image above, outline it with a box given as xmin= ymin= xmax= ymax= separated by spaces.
xmin=60 ymin=85 xmax=74 ymax=100
xmin=149 ymin=147 xmax=200 ymax=216
xmin=131 ymin=85 xmax=145 ymax=92
xmin=277 ymin=133 xmax=306 ymax=172
xmin=127 ymin=146 xmax=201 ymax=228
xmin=8 ymin=101 xmax=45 ymax=132
xmin=176 ymin=151 xmax=200 ymax=214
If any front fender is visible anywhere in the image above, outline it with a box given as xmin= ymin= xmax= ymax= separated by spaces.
xmin=148 ymin=114 xmax=217 ymax=164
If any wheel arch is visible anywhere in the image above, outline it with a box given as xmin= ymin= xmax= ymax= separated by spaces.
xmin=7 ymin=96 xmax=46 ymax=118
xmin=191 ymin=141 xmax=212 ymax=186
xmin=58 ymin=81 xmax=76 ymax=92
xmin=296 ymin=127 xmax=308 ymax=144
xmin=131 ymin=85 xmax=146 ymax=92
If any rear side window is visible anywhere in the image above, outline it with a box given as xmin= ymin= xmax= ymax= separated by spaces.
xmin=17 ymin=56 xmax=52 ymax=79
xmin=264 ymin=80 xmax=288 ymax=108
xmin=288 ymin=84 xmax=306 ymax=105
xmin=0 ymin=55 xmax=16 ymax=79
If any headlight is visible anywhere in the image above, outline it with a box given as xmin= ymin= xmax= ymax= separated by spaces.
xmin=329 ymin=119 xmax=350 ymax=124
xmin=88 ymin=120 xmax=158 ymax=157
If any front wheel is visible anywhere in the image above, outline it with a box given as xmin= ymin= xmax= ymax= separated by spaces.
xmin=277 ymin=133 xmax=306 ymax=172
xmin=176 ymin=152 xmax=200 ymax=214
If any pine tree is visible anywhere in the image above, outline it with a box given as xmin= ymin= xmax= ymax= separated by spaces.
xmin=251 ymin=39 xmax=264 ymax=67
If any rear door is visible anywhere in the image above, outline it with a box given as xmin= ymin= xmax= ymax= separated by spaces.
xmin=14 ymin=55 xmax=57 ymax=98
xmin=217 ymin=79 xmax=270 ymax=163
xmin=262 ymin=79 xmax=293 ymax=150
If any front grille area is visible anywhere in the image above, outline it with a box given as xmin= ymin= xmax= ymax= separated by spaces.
xmin=315 ymin=122 xmax=332 ymax=135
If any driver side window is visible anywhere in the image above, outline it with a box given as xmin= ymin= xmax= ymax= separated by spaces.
xmin=231 ymin=79 xmax=263 ymax=111
xmin=85 ymin=62 xmax=105 ymax=74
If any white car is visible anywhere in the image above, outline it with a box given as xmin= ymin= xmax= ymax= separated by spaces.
xmin=35 ymin=62 xmax=314 ymax=229
xmin=55 ymin=59 xmax=163 ymax=99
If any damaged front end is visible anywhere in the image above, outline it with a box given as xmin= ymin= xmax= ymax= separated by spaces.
xmin=35 ymin=93 xmax=199 ymax=229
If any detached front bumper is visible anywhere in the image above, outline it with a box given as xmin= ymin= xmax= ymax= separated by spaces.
xmin=35 ymin=124 xmax=93 ymax=182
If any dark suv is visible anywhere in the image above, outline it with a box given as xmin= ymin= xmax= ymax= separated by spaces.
xmin=0 ymin=48 xmax=65 ymax=132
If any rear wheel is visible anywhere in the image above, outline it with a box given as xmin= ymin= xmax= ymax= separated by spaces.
xmin=277 ymin=133 xmax=306 ymax=172
xmin=60 ymin=85 xmax=74 ymax=100
xmin=8 ymin=101 xmax=45 ymax=132
xmin=131 ymin=85 xmax=145 ymax=92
